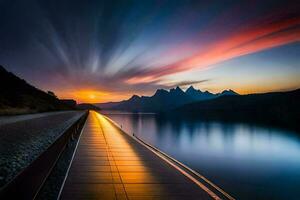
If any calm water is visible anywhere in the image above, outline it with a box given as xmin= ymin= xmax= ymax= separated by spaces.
xmin=103 ymin=111 xmax=300 ymax=200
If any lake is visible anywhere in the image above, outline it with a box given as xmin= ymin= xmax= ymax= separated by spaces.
xmin=102 ymin=111 xmax=300 ymax=200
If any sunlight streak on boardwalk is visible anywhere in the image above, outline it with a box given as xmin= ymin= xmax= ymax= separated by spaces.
xmin=59 ymin=111 xmax=213 ymax=200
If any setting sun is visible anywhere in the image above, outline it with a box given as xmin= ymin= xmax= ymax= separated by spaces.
xmin=89 ymin=94 xmax=95 ymax=99
xmin=57 ymin=89 xmax=131 ymax=103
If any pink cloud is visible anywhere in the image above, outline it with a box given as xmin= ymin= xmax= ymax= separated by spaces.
xmin=126 ymin=16 xmax=300 ymax=84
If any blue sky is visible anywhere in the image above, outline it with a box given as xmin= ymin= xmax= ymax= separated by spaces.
xmin=0 ymin=0 xmax=299 ymax=102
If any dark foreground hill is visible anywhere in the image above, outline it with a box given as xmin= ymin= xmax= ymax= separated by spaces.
xmin=0 ymin=65 xmax=76 ymax=115
xmin=172 ymin=89 xmax=300 ymax=131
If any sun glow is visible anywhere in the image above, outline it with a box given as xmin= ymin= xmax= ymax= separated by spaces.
xmin=57 ymin=89 xmax=131 ymax=103
xmin=89 ymin=94 xmax=96 ymax=99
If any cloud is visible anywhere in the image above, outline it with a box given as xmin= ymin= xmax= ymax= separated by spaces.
xmin=44 ymin=18 xmax=299 ymax=91
xmin=124 ymin=15 xmax=300 ymax=84
xmin=163 ymin=79 xmax=210 ymax=89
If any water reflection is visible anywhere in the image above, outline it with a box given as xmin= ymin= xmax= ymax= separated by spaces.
xmin=103 ymin=111 xmax=300 ymax=200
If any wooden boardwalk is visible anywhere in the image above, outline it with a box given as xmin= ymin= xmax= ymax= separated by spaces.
xmin=59 ymin=111 xmax=214 ymax=200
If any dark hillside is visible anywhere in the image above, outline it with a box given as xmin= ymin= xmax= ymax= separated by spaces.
xmin=0 ymin=65 xmax=75 ymax=115
xmin=173 ymin=89 xmax=300 ymax=131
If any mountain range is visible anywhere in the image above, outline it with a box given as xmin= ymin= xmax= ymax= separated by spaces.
xmin=96 ymin=86 xmax=238 ymax=112
xmin=172 ymin=88 xmax=300 ymax=131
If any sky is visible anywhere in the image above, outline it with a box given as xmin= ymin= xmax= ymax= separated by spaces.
xmin=0 ymin=0 xmax=299 ymax=103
